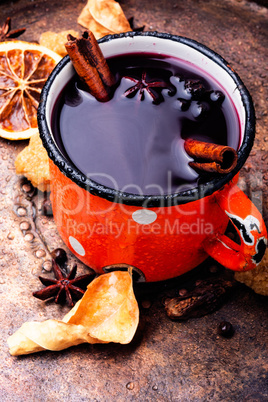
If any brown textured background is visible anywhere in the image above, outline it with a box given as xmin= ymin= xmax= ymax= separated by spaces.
xmin=0 ymin=1 xmax=267 ymax=401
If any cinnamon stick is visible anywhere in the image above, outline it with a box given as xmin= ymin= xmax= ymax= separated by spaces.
xmin=65 ymin=31 xmax=115 ymax=102
xmin=184 ymin=139 xmax=238 ymax=174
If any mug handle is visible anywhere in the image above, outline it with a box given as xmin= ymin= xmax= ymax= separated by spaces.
xmin=202 ymin=184 xmax=267 ymax=271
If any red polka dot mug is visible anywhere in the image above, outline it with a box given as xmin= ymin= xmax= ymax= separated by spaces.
xmin=38 ymin=32 xmax=267 ymax=283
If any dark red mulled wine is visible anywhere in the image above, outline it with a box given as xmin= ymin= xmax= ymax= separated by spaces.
xmin=51 ymin=53 xmax=240 ymax=195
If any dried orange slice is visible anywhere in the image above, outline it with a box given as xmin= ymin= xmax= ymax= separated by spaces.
xmin=0 ymin=40 xmax=61 ymax=140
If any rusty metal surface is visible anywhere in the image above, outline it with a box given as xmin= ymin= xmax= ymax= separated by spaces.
xmin=0 ymin=0 xmax=268 ymax=401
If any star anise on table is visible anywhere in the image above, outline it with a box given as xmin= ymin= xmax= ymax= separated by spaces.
xmin=123 ymin=71 xmax=172 ymax=104
xmin=0 ymin=17 xmax=26 ymax=42
xmin=33 ymin=260 xmax=95 ymax=307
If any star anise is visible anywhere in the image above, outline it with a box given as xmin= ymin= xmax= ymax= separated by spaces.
xmin=0 ymin=17 xmax=26 ymax=42
xmin=123 ymin=71 xmax=172 ymax=104
xmin=33 ymin=260 xmax=95 ymax=307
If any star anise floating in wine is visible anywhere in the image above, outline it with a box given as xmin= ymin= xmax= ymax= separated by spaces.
xmin=0 ymin=17 xmax=26 ymax=41
xmin=123 ymin=71 xmax=172 ymax=104
xmin=33 ymin=260 xmax=95 ymax=307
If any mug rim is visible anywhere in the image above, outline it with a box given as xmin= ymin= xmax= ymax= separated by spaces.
xmin=38 ymin=31 xmax=255 ymax=208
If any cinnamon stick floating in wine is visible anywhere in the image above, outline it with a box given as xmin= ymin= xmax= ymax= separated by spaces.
xmin=184 ymin=139 xmax=238 ymax=174
xmin=65 ymin=30 xmax=115 ymax=102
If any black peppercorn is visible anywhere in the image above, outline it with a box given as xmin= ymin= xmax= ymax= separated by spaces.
xmin=218 ymin=321 xmax=235 ymax=338
xmin=51 ymin=248 xmax=67 ymax=266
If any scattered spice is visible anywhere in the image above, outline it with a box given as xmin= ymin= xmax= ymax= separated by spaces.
xmin=124 ymin=71 xmax=171 ymax=104
xmin=185 ymin=79 xmax=205 ymax=99
xmin=218 ymin=321 xmax=235 ymax=338
xmin=33 ymin=260 xmax=95 ymax=307
xmin=51 ymin=248 xmax=67 ymax=266
xmin=0 ymin=17 xmax=26 ymax=41
xmin=164 ymin=278 xmax=236 ymax=320
xmin=184 ymin=139 xmax=238 ymax=174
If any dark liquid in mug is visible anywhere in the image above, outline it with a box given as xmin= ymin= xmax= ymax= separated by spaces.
xmin=52 ymin=53 xmax=240 ymax=195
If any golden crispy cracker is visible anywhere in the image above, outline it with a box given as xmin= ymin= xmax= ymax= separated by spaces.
xmin=15 ymin=132 xmax=50 ymax=191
